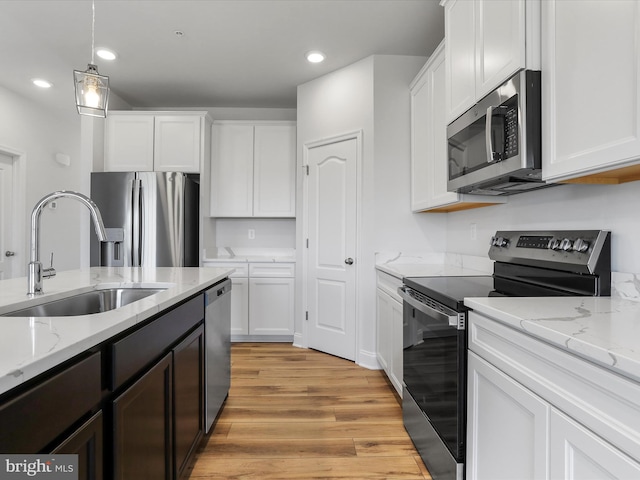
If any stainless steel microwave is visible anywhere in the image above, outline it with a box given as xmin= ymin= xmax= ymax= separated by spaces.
xmin=447 ymin=70 xmax=548 ymax=195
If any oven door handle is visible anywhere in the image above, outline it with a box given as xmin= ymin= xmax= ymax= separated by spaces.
xmin=397 ymin=287 xmax=462 ymax=329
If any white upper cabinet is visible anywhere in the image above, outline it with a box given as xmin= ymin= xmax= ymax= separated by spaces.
xmin=154 ymin=116 xmax=202 ymax=172
xmin=105 ymin=115 xmax=155 ymax=172
xmin=210 ymin=121 xmax=296 ymax=218
xmin=211 ymin=123 xmax=254 ymax=217
xmin=542 ymin=0 xmax=640 ymax=184
xmin=410 ymin=41 xmax=505 ymax=212
xmin=444 ymin=0 xmax=539 ymax=123
xmin=253 ymin=125 xmax=297 ymax=217
xmin=105 ymin=111 xmax=210 ymax=173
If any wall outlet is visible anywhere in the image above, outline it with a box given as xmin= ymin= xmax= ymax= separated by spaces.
xmin=248 ymin=229 xmax=255 ymax=240
xmin=470 ymin=223 xmax=477 ymax=240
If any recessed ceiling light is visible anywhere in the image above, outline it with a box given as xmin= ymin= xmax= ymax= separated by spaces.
xmin=32 ymin=78 xmax=53 ymax=88
xmin=306 ymin=51 xmax=326 ymax=63
xmin=96 ymin=48 xmax=117 ymax=61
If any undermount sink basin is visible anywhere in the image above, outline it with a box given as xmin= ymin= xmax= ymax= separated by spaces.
xmin=2 ymin=287 xmax=166 ymax=317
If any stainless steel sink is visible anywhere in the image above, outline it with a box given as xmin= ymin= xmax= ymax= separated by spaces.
xmin=2 ymin=288 xmax=166 ymax=317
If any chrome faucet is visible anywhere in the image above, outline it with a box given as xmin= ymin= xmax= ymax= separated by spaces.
xmin=28 ymin=190 xmax=108 ymax=296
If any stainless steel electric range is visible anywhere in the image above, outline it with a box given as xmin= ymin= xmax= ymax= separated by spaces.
xmin=399 ymin=230 xmax=611 ymax=480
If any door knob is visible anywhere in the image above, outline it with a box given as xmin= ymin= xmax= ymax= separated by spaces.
xmin=5 ymin=251 xmax=15 ymax=257
xmin=345 ymin=258 xmax=354 ymax=265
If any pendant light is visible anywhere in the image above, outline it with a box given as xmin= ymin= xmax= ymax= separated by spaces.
xmin=73 ymin=0 xmax=109 ymax=117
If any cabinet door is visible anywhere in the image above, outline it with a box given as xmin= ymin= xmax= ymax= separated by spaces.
xmin=51 ymin=411 xmax=103 ymax=480
xmin=375 ymin=288 xmax=392 ymax=372
xmin=154 ymin=116 xmax=202 ymax=173
xmin=475 ymin=0 xmax=526 ymax=100
xmin=467 ymin=352 xmax=549 ymax=480
xmin=410 ymin=59 xmax=431 ymax=211
xmin=445 ymin=0 xmax=476 ymax=122
xmin=113 ymin=353 xmax=173 ymax=480
xmin=550 ymin=410 xmax=640 ymax=480
xmin=389 ymin=297 xmax=403 ymax=396
xmin=230 ymin=277 xmax=249 ymax=336
xmin=173 ymin=326 xmax=204 ymax=479
xmin=253 ymin=125 xmax=296 ymax=217
xmin=210 ymin=124 xmax=254 ymax=217
xmin=105 ymin=115 xmax=154 ymax=172
xmin=542 ymin=0 xmax=640 ymax=181
xmin=425 ymin=43 xmax=461 ymax=209
xmin=249 ymin=277 xmax=294 ymax=335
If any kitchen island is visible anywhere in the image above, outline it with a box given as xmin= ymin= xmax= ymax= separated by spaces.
xmin=0 ymin=266 xmax=233 ymax=395
xmin=0 ymin=266 xmax=233 ymax=480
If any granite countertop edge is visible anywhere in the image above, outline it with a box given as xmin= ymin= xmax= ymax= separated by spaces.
xmin=464 ymin=296 xmax=640 ymax=384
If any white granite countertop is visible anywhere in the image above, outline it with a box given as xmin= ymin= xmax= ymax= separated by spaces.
xmin=465 ymin=296 xmax=640 ymax=383
xmin=375 ymin=252 xmax=493 ymax=279
xmin=203 ymin=247 xmax=295 ymax=263
xmin=0 ymin=267 xmax=233 ymax=396
xmin=203 ymin=256 xmax=295 ymax=263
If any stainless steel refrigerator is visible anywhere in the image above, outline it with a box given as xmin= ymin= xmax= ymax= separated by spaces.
xmin=90 ymin=172 xmax=199 ymax=267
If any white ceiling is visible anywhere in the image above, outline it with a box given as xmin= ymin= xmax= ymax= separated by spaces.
xmin=0 ymin=0 xmax=444 ymax=113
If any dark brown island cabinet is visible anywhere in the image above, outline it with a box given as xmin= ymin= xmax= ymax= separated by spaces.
xmin=0 ymin=284 xmax=226 ymax=480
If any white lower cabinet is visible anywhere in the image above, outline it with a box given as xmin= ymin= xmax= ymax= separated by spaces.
xmin=375 ymin=271 xmax=403 ymax=396
xmin=229 ymin=277 xmax=249 ymax=335
xmin=467 ymin=311 xmax=640 ymax=480
xmin=249 ymin=277 xmax=294 ymax=336
xmin=204 ymin=261 xmax=294 ymax=340
xmin=550 ymin=410 xmax=640 ymax=480
xmin=467 ymin=352 xmax=549 ymax=480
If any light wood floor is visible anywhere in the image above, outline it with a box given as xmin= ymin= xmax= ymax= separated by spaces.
xmin=187 ymin=343 xmax=432 ymax=479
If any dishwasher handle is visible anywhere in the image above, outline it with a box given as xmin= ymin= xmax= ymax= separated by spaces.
xmin=205 ymin=279 xmax=232 ymax=306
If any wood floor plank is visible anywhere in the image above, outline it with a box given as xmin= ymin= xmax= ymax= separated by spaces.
xmin=217 ymin=406 xmax=336 ymax=423
xmin=190 ymin=343 xmax=432 ymax=479
xmin=190 ymin=457 xmax=426 ymax=479
xmin=225 ymin=421 xmax=410 ymax=439
xmin=197 ymin=438 xmax=357 ymax=458
xmin=353 ymin=437 xmax=421 ymax=456
xmin=224 ymin=395 xmax=399 ymax=408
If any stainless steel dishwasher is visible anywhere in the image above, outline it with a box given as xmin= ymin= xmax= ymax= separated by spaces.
xmin=204 ymin=278 xmax=232 ymax=433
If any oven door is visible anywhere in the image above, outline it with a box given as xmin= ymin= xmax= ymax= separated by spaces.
xmin=399 ymin=286 xmax=467 ymax=462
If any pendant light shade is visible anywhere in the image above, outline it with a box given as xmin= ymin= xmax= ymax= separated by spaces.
xmin=74 ymin=0 xmax=110 ymax=117
xmin=74 ymin=64 xmax=109 ymax=117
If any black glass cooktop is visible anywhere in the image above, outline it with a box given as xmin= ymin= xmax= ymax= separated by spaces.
xmin=403 ymin=275 xmax=496 ymax=311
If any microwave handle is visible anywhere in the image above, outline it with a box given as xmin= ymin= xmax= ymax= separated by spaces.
xmin=485 ymin=106 xmax=497 ymax=163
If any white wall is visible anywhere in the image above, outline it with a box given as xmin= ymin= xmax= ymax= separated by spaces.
xmin=0 ymin=85 xmax=86 ymax=275
xmin=296 ymin=55 xmax=446 ymax=367
xmin=445 ymin=180 xmax=640 ymax=273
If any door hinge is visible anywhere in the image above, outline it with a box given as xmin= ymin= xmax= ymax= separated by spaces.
xmin=305 ymin=311 xmax=309 ymax=321
xmin=306 ymin=238 xmax=309 ymax=248
xmin=305 ymin=165 xmax=309 ymax=175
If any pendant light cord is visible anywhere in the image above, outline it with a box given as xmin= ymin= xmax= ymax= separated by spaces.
xmin=91 ymin=0 xmax=95 ymax=64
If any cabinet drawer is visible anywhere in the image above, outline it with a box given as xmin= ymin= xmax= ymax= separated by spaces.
xmin=0 ymin=352 xmax=102 ymax=453
xmin=376 ymin=270 xmax=402 ymax=302
xmin=203 ymin=262 xmax=248 ymax=278
xmin=249 ymin=262 xmax=295 ymax=278
xmin=111 ymin=295 xmax=204 ymax=390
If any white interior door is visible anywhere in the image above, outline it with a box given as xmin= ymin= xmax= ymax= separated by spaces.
xmin=0 ymin=153 xmax=15 ymax=279
xmin=306 ymin=137 xmax=357 ymax=361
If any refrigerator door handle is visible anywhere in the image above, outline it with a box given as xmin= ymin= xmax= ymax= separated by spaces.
xmin=132 ymin=178 xmax=143 ymax=267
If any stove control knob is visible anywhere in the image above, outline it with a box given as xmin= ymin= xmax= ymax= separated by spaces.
xmin=490 ymin=236 xmax=497 ymax=246
xmin=548 ymin=238 xmax=561 ymax=250
xmin=573 ymin=238 xmax=590 ymax=253
xmin=494 ymin=236 xmax=509 ymax=248
xmin=560 ymin=238 xmax=573 ymax=251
